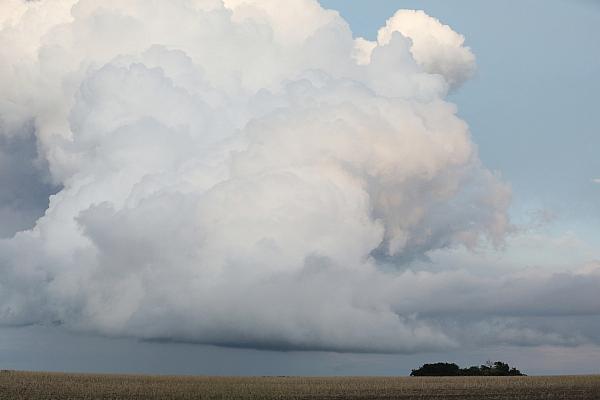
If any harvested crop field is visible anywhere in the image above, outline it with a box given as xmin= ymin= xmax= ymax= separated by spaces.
xmin=1 ymin=371 xmax=599 ymax=399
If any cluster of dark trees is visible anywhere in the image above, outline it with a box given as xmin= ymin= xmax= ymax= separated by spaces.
xmin=410 ymin=361 xmax=525 ymax=376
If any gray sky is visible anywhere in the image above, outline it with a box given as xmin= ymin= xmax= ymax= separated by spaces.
xmin=2 ymin=325 xmax=600 ymax=376
xmin=0 ymin=0 xmax=599 ymax=376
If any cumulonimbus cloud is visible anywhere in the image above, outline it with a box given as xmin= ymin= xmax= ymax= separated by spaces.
xmin=0 ymin=0 xmax=598 ymax=353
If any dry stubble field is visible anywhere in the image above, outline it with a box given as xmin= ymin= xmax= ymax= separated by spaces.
xmin=1 ymin=371 xmax=599 ymax=399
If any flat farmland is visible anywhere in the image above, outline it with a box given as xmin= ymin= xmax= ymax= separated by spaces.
xmin=1 ymin=371 xmax=599 ymax=399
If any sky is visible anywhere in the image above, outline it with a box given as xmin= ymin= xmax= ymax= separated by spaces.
xmin=0 ymin=0 xmax=599 ymax=376
xmin=323 ymin=0 xmax=600 ymax=230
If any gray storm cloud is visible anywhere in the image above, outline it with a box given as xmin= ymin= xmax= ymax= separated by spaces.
xmin=0 ymin=0 xmax=599 ymax=353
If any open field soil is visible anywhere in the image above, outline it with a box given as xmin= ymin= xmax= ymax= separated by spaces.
xmin=1 ymin=371 xmax=599 ymax=399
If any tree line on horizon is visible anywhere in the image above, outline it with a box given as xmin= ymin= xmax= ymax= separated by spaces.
xmin=410 ymin=361 xmax=525 ymax=376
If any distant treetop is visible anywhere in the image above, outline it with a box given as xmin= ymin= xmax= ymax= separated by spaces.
xmin=410 ymin=361 xmax=525 ymax=377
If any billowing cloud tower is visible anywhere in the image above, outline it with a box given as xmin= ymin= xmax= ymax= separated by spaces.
xmin=2 ymin=0 xmax=593 ymax=353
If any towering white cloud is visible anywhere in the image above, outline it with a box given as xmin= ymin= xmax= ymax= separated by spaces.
xmin=354 ymin=9 xmax=476 ymax=89
xmin=0 ymin=0 xmax=597 ymax=353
